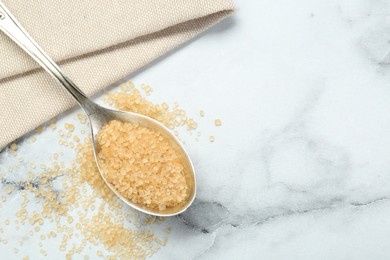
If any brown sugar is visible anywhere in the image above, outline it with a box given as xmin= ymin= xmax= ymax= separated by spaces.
xmin=96 ymin=120 xmax=188 ymax=211
xmin=0 ymin=82 xmax=207 ymax=258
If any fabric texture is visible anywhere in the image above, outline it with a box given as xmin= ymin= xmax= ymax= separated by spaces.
xmin=0 ymin=0 xmax=234 ymax=149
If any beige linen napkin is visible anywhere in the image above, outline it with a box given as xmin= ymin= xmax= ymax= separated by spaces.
xmin=0 ymin=0 xmax=234 ymax=149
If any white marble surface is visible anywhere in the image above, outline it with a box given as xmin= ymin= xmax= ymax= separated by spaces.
xmin=2 ymin=0 xmax=390 ymax=259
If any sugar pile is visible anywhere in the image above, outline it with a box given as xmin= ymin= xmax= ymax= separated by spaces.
xmin=97 ymin=120 xmax=188 ymax=211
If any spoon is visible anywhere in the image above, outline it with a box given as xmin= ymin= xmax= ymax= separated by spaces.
xmin=0 ymin=2 xmax=196 ymax=217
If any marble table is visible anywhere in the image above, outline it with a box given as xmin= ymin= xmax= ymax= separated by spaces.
xmin=2 ymin=0 xmax=390 ymax=259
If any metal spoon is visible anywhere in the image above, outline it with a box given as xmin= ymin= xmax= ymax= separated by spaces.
xmin=0 ymin=2 xmax=196 ymax=217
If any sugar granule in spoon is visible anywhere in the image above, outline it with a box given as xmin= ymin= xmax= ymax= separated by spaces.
xmin=96 ymin=120 xmax=189 ymax=211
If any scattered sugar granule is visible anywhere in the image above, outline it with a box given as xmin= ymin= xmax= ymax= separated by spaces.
xmin=141 ymin=84 xmax=153 ymax=95
xmin=186 ymin=119 xmax=197 ymax=130
xmin=64 ymin=123 xmax=75 ymax=132
xmin=50 ymin=120 xmax=57 ymax=130
xmin=77 ymin=114 xmax=87 ymax=124
xmin=73 ymin=136 xmax=80 ymax=143
xmin=97 ymin=120 xmax=188 ymax=211
xmin=5 ymin=187 xmax=14 ymax=194
xmin=40 ymin=249 xmax=47 ymax=256
xmin=67 ymin=216 xmax=73 ymax=224
xmin=35 ymin=126 xmax=44 ymax=134
xmin=214 ymin=119 xmax=222 ymax=127
xmin=200 ymin=110 xmax=205 ymax=117
xmin=10 ymin=143 xmax=18 ymax=152
xmin=209 ymin=136 xmax=215 ymax=143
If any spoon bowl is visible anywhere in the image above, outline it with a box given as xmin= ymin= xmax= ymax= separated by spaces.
xmin=0 ymin=1 xmax=196 ymax=216
xmin=88 ymin=103 xmax=196 ymax=216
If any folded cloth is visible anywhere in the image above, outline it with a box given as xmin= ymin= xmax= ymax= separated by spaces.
xmin=0 ymin=0 xmax=234 ymax=149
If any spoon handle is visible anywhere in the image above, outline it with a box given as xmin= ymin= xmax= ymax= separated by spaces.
xmin=0 ymin=2 xmax=94 ymax=114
